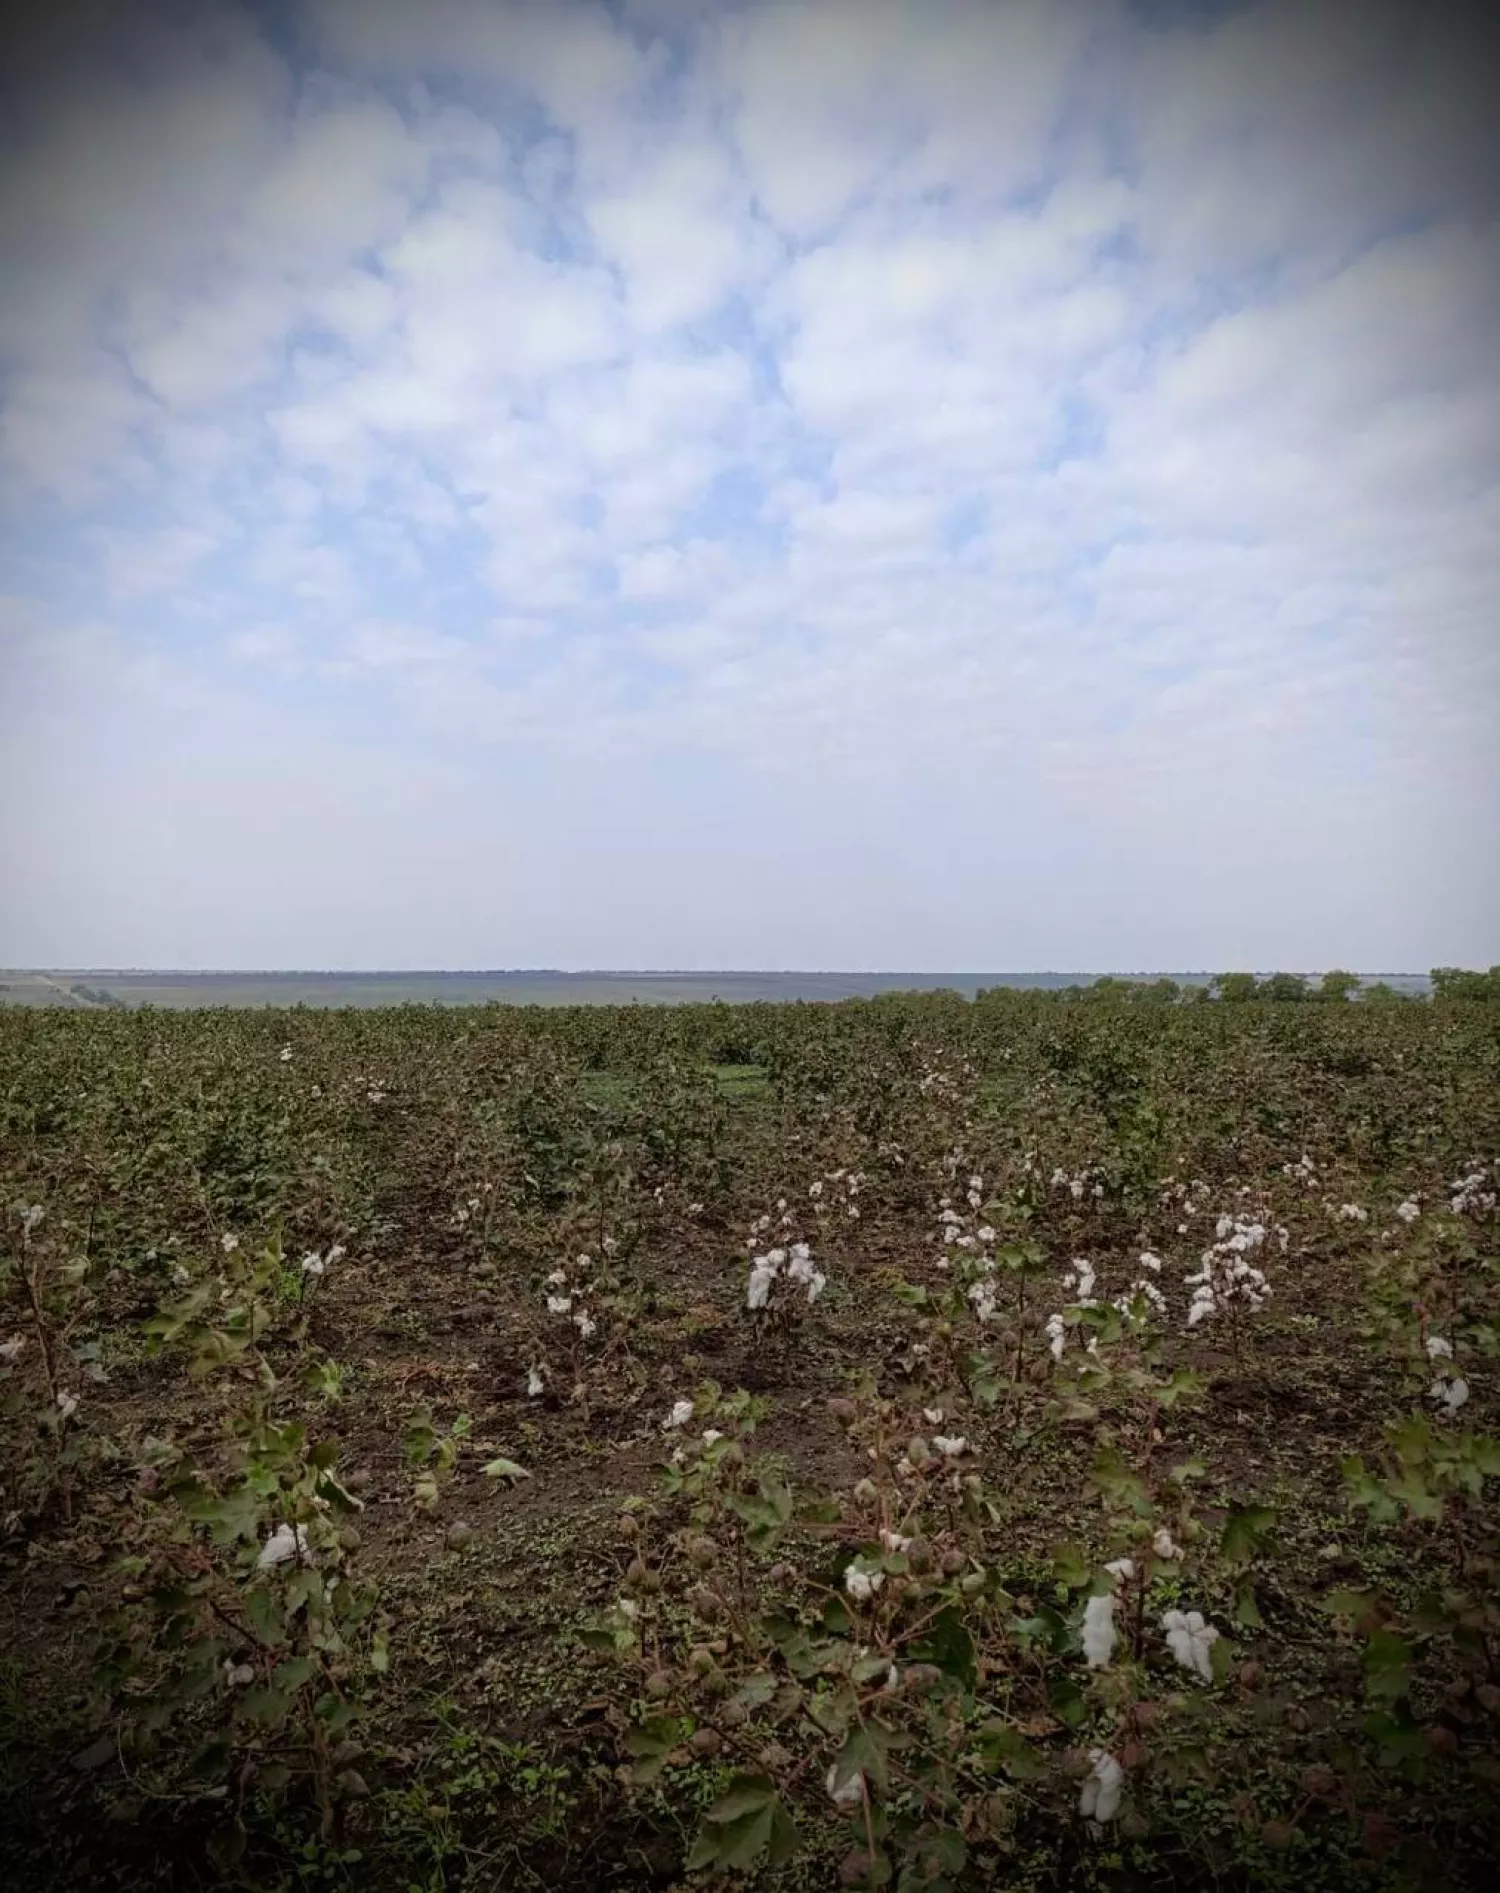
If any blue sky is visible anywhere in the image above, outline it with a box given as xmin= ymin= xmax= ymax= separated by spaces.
xmin=1 ymin=0 xmax=1496 ymax=971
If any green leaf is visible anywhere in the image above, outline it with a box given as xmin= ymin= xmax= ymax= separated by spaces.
xmin=910 ymin=1607 xmax=976 ymax=1689
xmin=1363 ymin=1629 xmax=1413 ymax=1704
xmin=700 ymin=1772 xmax=777 ymax=1825
xmin=1232 ymin=1581 xmax=1262 ymax=1629
xmin=1220 ymin=1502 xmax=1276 ymax=1566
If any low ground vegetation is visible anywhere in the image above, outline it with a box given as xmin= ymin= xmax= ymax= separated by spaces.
xmin=1 ymin=987 xmax=1498 ymax=1889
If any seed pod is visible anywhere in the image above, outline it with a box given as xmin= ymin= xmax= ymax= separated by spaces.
xmin=689 ymin=1586 xmax=720 ymax=1621
xmin=624 ymin=1558 xmax=649 ymax=1589
xmin=1119 ymin=1809 xmax=1150 ymax=1840
xmin=1426 ymin=1724 xmax=1459 ymax=1757
xmin=688 ymin=1646 xmax=717 ymax=1677
xmin=852 ymin=1478 xmax=878 ymax=1507
xmin=827 ymin=1398 xmax=857 ymax=1426
xmin=1284 ymin=1703 xmax=1310 ymax=1732
xmin=1477 ymin=1684 xmax=1500 ymax=1714
xmin=616 ymin=1513 xmax=640 ymax=1539
xmin=759 ymin=1742 xmax=792 ymax=1772
xmin=645 ymin=1669 xmax=674 ymax=1699
xmin=719 ymin=1701 xmax=748 ymax=1728
xmin=905 ymin=1537 xmax=933 ymax=1573
xmin=1261 ymin=1820 xmax=1295 ymax=1850
xmin=1238 ymin=1660 xmax=1264 ymax=1690
xmin=689 ymin=1728 xmax=722 ymax=1758
xmin=1301 ymin=1764 xmax=1338 ymax=1799
xmin=768 ymin=1561 xmax=793 ymax=1586
xmin=940 ymin=1548 xmax=966 ymax=1576
xmin=687 ymin=1536 xmax=716 ymax=1570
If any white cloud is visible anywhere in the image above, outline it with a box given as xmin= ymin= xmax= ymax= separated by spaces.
xmin=1 ymin=0 xmax=1496 ymax=970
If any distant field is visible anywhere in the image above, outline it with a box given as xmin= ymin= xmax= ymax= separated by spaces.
xmin=0 ymin=968 xmax=1431 ymax=1008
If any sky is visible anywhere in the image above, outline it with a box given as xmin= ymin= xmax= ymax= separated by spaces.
xmin=1 ymin=0 xmax=1497 ymax=974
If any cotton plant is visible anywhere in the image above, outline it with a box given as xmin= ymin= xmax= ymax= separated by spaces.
xmin=744 ymin=1199 xmax=828 ymax=1335
xmin=1159 ymin=1176 xmax=1214 ymax=1236
xmin=1449 ymin=1162 xmax=1497 ymax=1219
xmin=1182 ymin=1214 xmax=1280 ymax=1359
xmin=1051 ymin=1164 xmax=1106 ymax=1204
xmin=528 ymin=1239 xmax=635 ymax=1403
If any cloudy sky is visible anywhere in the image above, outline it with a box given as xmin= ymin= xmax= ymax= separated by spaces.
xmin=1 ymin=0 xmax=1496 ymax=972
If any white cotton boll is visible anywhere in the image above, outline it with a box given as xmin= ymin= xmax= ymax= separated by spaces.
xmin=0 ymin=1337 xmax=25 ymax=1365
xmin=1152 ymin=1527 xmax=1184 ymax=1561
xmin=880 ymin=1528 xmax=913 ymax=1553
xmin=56 ymin=1390 xmax=79 ymax=1421
xmin=300 ymin=1252 xmax=325 ymax=1278
xmin=663 ymin=1399 xmax=695 ymax=1431
xmin=221 ymin=1232 xmax=240 ymax=1254
xmin=805 ymin=1269 xmax=827 ymax=1303
xmin=1081 ymin=1592 xmax=1117 ymax=1668
xmin=923 ymin=1408 xmax=943 ymax=1426
xmin=1429 ymin=1375 xmax=1470 ymax=1417
xmin=256 ymin=1523 xmax=310 ymax=1570
xmin=1161 ymin=1608 xmax=1219 ymax=1681
xmin=546 ymin=1295 xmax=572 ymax=1315
xmin=223 ymin=1660 xmax=255 ymax=1687
xmin=702 ymin=1429 xmax=724 ymax=1446
xmin=826 ymin=1762 xmax=865 ymax=1807
xmin=844 ymin=1562 xmax=884 ymax=1602
xmin=1045 ymin=1312 xmax=1066 ymax=1359
xmin=1079 ymin=1750 xmax=1123 ymax=1824
xmin=790 ymin=1241 xmax=811 ymax=1263
xmin=932 ymin=1436 xmax=969 ymax=1457
xmin=526 ymin=1367 xmax=545 ymax=1397
xmin=1425 ymin=1335 xmax=1453 ymax=1360
xmin=1070 ymin=1179 xmax=1085 ymax=1200
xmin=977 ymin=1224 xmax=997 ymax=1244
xmin=1138 ymin=1252 xmax=1162 ymax=1273
xmin=546 ymin=1268 xmax=568 ymax=1287
xmin=1396 ymin=1200 xmax=1421 ymax=1224
xmin=1104 ymin=1558 xmax=1135 ymax=1582
xmin=969 ymin=1176 xmax=983 ymax=1195
xmin=574 ymin=1311 xmax=597 ymax=1339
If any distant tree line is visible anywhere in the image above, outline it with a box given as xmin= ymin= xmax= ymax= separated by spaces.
xmin=975 ymin=968 xmax=1500 ymax=1005
xmin=69 ymin=983 xmax=128 ymax=1010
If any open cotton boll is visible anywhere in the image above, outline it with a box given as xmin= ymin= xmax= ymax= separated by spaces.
xmin=1078 ymin=1750 xmax=1123 ymax=1823
xmin=662 ymin=1399 xmax=695 ymax=1431
xmin=826 ymin=1762 xmax=865 ymax=1807
xmin=1161 ymin=1608 xmax=1219 ymax=1681
xmin=1429 ymin=1375 xmax=1470 ymax=1417
xmin=1081 ymin=1592 xmax=1117 ymax=1668
xmin=844 ymin=1559 xmax=884 ymax=1603
xmin=1424 ymin=1335 xmax=1453 ymax=1360
xmin=1152 ymin=1527 xmax=1185 ymax=1561
xmin=256 ymin=1522 xmax=310 ymax=1571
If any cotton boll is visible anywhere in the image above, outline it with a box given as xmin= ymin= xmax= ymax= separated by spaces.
xmin=1081 ymin=1592 xmax=1117 ymax=1668
xmin=1079 ymin=1750 xmax=1123 ymax=1823
xmin=1161 ymin=1608 xmax=1219 ymax=1681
